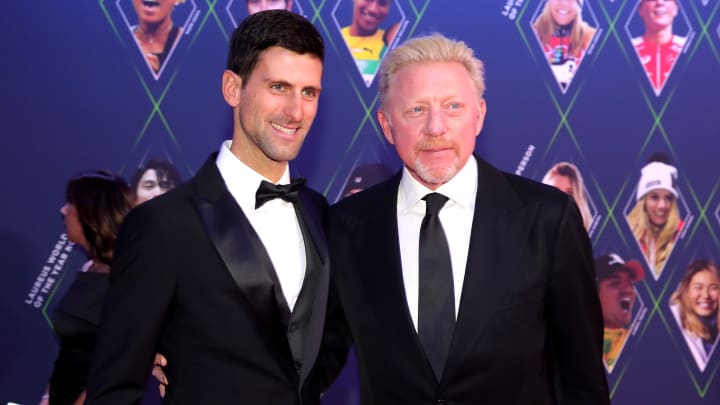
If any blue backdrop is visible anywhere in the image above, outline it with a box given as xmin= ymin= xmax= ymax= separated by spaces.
xmin=2 ymin=0 xmax=719 ymax=403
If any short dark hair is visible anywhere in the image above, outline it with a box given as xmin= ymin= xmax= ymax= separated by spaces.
xmin=227 ymin=9 xmax=324 ymax=84
xmin=65 ymin=170 xmax=133 ymax=266
xmin=130 ymin=159 xmax=182 ymax=196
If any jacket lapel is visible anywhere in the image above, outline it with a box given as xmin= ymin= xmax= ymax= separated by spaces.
xmin=357 ymin=174 xmax=435 ymax=374
xmin=191 ymin=156 xmax=293 ymax=364
xmin=292 ymin=189 xmax=330 ymax=386
xmin=442 ymin=157 xmax=524 ymax=381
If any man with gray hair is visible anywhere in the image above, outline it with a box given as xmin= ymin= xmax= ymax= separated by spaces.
xmin=328 ymin=33 xmax=610 ymax=404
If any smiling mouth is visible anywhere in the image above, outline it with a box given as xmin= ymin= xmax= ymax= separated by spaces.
xmin=142 ymin=0 xmax=160 ymax=7
xmin=271 ymin=122 xmax=298 ymax=135
xmin=696 ymin=301 xmax=715 ymax=311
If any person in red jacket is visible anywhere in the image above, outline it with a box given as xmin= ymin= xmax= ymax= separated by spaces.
xmin=632 ymin=0 xmax=687 ymax=94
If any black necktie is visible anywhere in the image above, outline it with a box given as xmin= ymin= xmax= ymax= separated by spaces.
xmin=255 ymin=178 xmax=306 ymax=209
xmin=418 ymin=192 xmax=455 ymax=381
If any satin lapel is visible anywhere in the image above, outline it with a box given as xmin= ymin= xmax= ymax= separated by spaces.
xmin=357 ymin=176 xmax=432 ymax=369
xmin=293 ymin=189 xmax=329 ymax=385
xmin=442 ymin=157 xmax=523 ymax=381
xmin=191 ymin=159 xmax=292 ymax=361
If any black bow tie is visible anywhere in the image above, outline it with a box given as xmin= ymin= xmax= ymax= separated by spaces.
xmin=255 ymin=178 xmax=306 ymax=209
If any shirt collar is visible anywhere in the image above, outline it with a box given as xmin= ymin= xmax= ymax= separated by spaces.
xmin=398 ymin=155 xmax=478 ymax=213
xmin=215 ymin=140 xmax=292 ymax=211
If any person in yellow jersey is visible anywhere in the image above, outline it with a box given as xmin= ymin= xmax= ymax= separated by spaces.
xmin=341 ymin=0 xmax=399 ymax=84
xmin=594 ymin=253 xmax=644 ymax=371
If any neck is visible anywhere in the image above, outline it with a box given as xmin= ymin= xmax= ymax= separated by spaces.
xmin=229 ymin=138 xmax=288 ymax=183
xmin=349 ymin=23 xmax=375 ymax=37
xmin=648 ymin=222 xmax=664 ymax=239
xmin=137 ymin=19 xmax=173 ymax=45
xmin=644 ymin=26 xmax=673 ymax=45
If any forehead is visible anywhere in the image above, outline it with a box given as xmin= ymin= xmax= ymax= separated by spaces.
xmin=691 ymin=270 xmax=719 ymax=283
xmin=139 ymin=169 xmax=158 ymax=181
xmin=389 ymin=61 xmax=476 ymax=103
xmin=251 ymin=46 xmax=323 ymax=85
xmin=600 ymin=270 xmax=633 ymax=284
xmin=356 ymin=0 xmax=391 ymax=5
xmin=646 ymin=189 xmax=673 ymax=197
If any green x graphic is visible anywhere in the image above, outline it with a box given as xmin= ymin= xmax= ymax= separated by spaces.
xmin=100 ymin=0 xmax=126 ymax=43
xmin=590 ymin=176 xmax=632 ymax=247
xmin=593 ymin=0 xmax=633 ymax=64
xmin=639 ymin=274 xmax=677 ymax=337
xmin=543 ymin=83 xmax=585 ymax=158
xmin=132 ymin=69 xmax=182 ymax=150
xmin=686 ymin=360 xmax=720 ymax=398
xmin=683 ymin=179 xmax=720 ymax=246
xmin=685 ymin=0 xmax=720 ymax=63
xmin=307 ymin=0 xmax=342 ymax=51
xmin=637 ymin=85 xmax=678 ymax=158
xmin=515 ymin=0 xmax=539 ymax=64
xmin=609 ymin=361 xmax=631 ymax=398
xmin=196 ymin=0 xmax=230 ymax=43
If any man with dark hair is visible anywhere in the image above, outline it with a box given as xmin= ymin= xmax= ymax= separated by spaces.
xmin=86 ymin=10 xmax=347 ymax=404
xmin=130 ymin=159 xmax=182 ymax=206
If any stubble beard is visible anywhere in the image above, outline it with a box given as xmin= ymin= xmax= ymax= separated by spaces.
xmin=412 ymin=155 xmax=460 ymax=187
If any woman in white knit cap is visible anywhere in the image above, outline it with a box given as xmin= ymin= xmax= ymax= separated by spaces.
xmin=627 ymin=158 xmax=683 ymax=278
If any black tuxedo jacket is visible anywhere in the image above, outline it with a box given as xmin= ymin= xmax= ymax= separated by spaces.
xmin=328 ymin=157 xmax=610 ymax=405
xmin=87 ymin=155 xmax=345 ymax=404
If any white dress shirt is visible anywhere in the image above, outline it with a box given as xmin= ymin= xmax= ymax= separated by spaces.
xmin=397 ymin=156 xmax=478 ymax=331
xmin=216 ymin=141 xmax=306 ymax=311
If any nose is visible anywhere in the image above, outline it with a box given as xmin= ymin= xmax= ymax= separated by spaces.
xmin=366 ymin=1 xmax=380 ymax=14
xmin=60 ymin=203 xmax=68 ymax=216
xmin=284 ymin=93 xmax=304 ymax=123
xmin=425 ymin=108 xmax=448 ymax=137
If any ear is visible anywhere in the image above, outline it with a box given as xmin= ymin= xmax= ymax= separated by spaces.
xmin=378 ymin=109 xmax=395 ymax=145
xmin=474 ymin=99 xmax=487 ymax=137
xmin=222 ymin=70 xmax=241 ymax=108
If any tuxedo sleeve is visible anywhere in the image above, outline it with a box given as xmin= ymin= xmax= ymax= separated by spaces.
xmin=307 ymin=205 xmax=353 ymax=395
xmin=546 ymin=195 xmax=610 ymax=404
xmin=86 ymin=205 xmax=176 ymax=404
xmin=309 ymin=272 xmax=353 ymax=395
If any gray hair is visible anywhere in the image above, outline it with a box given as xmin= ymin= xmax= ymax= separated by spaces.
xmin=378 ymin=33 xmax=486 ymax=110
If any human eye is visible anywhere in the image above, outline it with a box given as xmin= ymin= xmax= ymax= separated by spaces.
xmin=270 ymin=82 xmax=287 ymax=92
xmin=406 ymin=105 xmax=425 ymax=116
xmin=445 ymin=101 xmax=465 ymax=115
xmin=302 ymin=87 xmax=318 ymax=99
